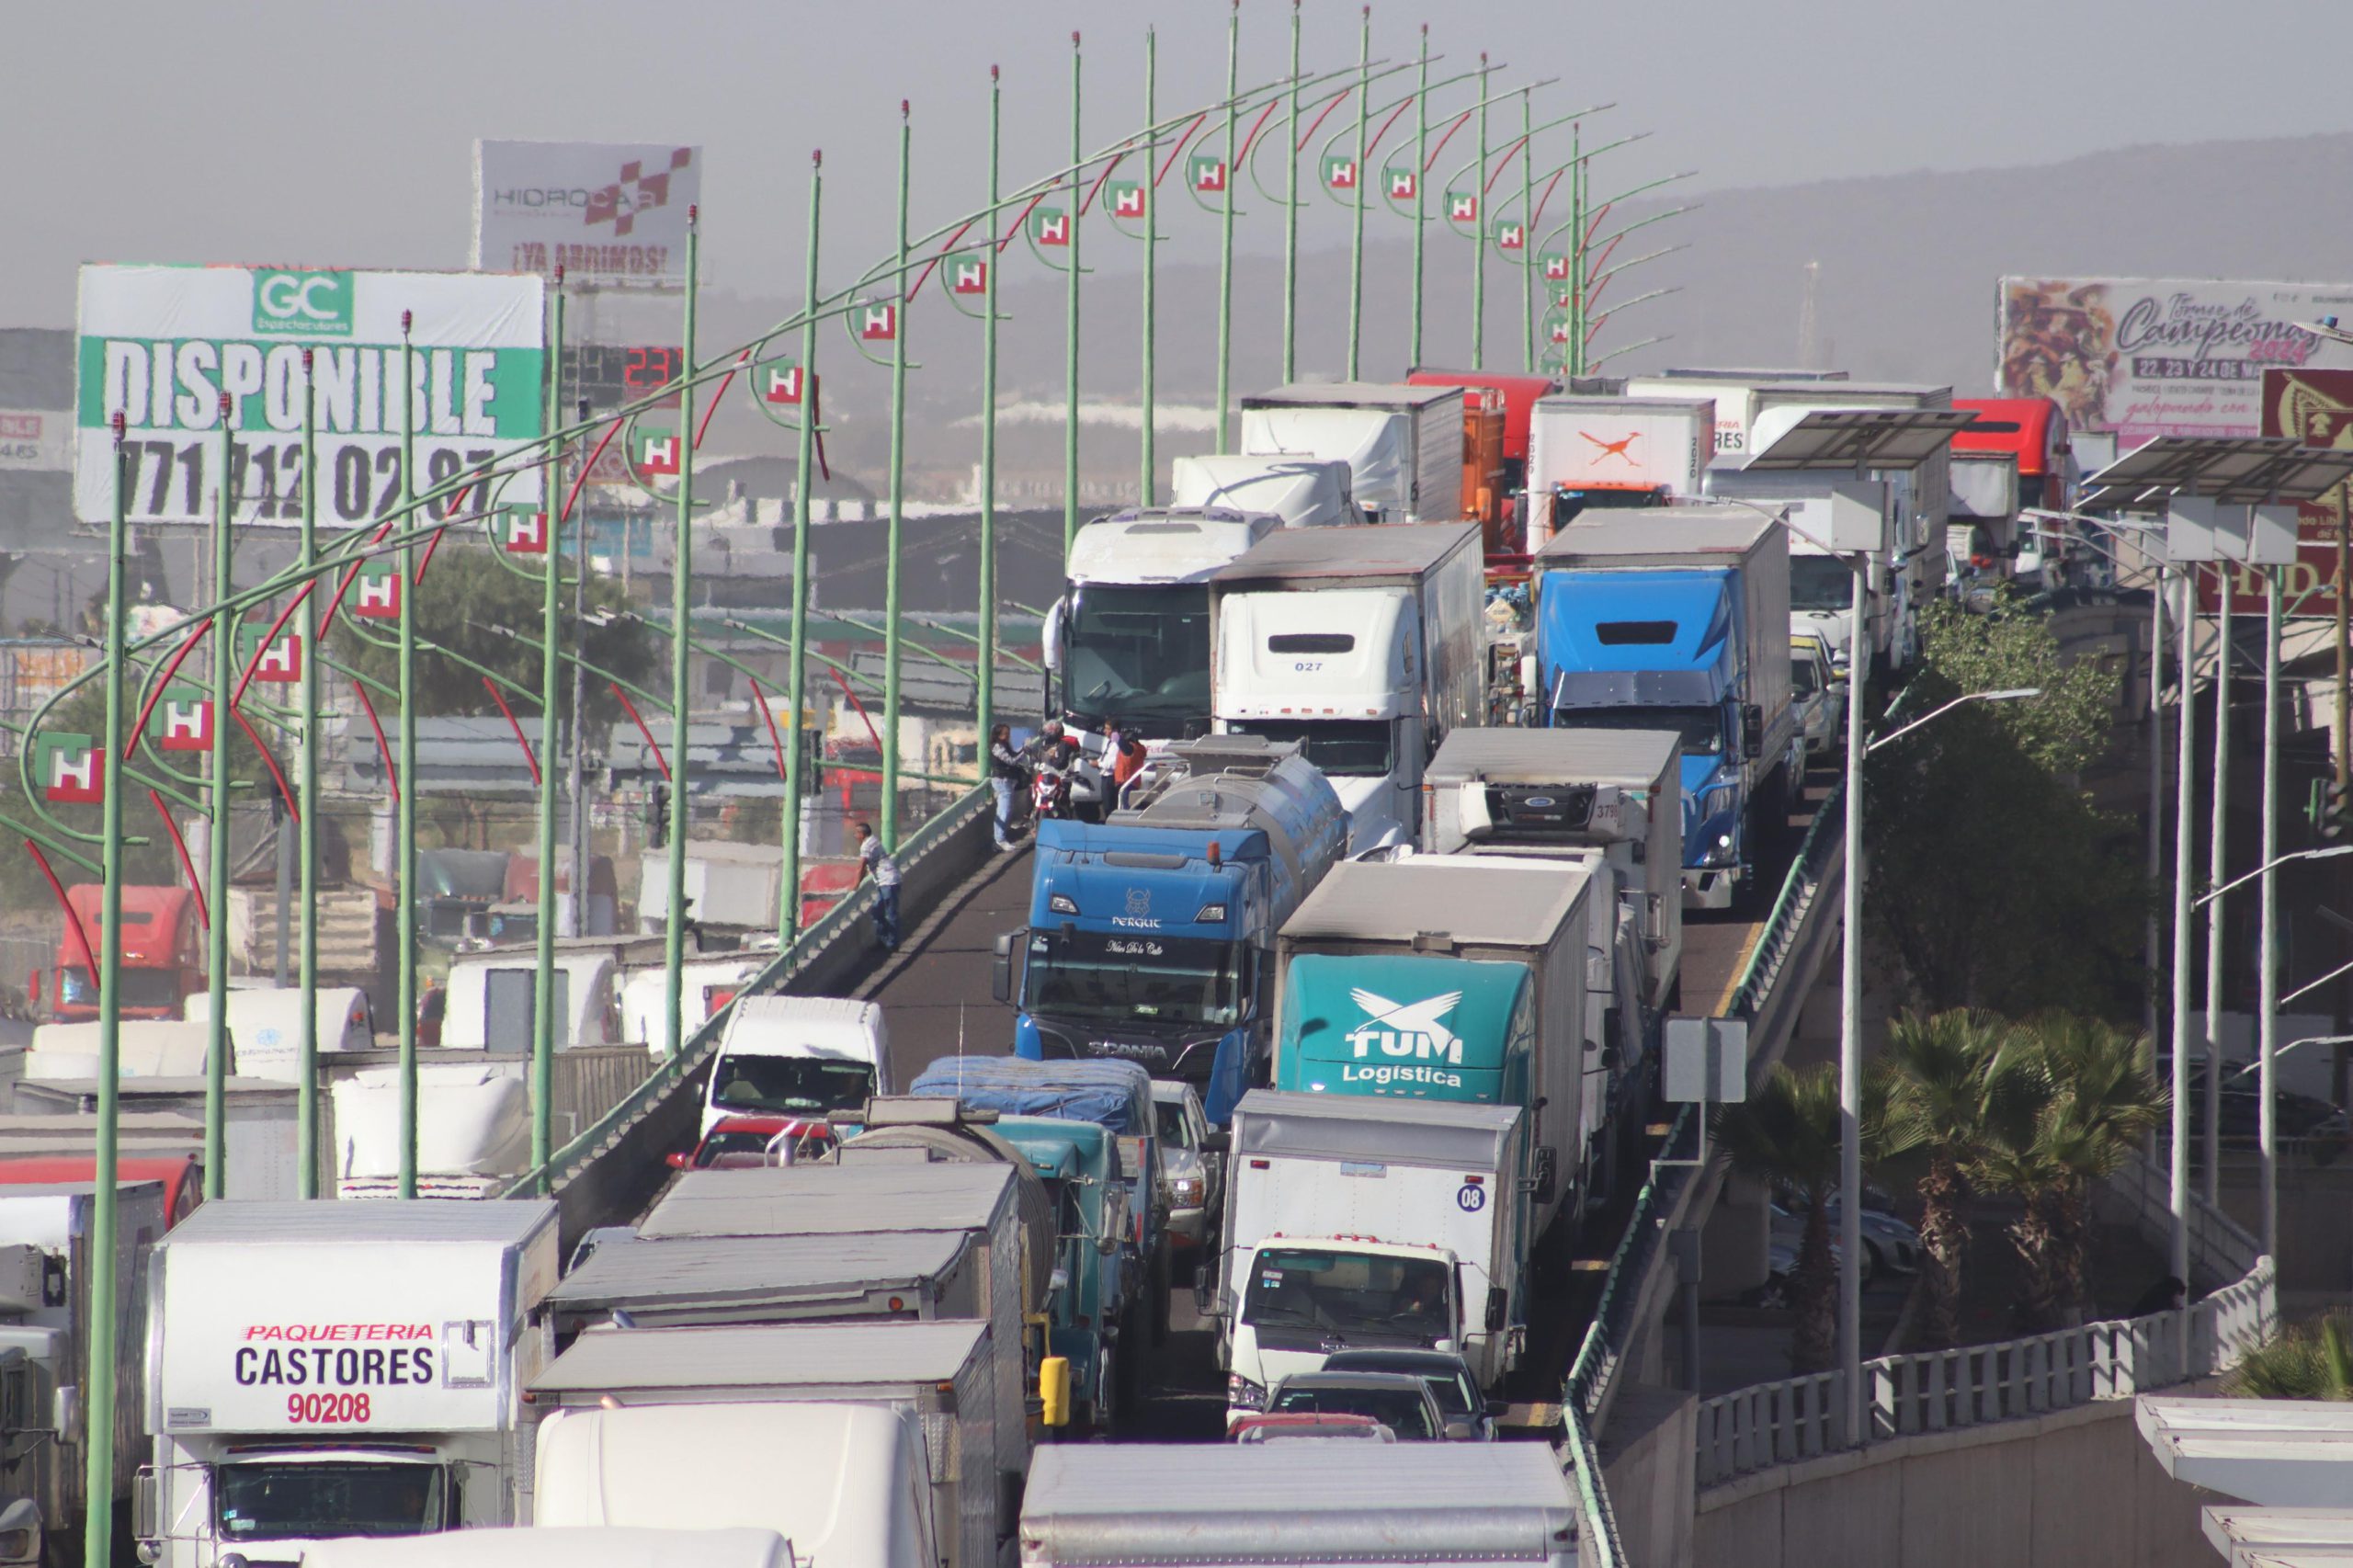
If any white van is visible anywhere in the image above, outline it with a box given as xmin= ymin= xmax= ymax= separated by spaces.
xmin=702 ymin=996 xmax=891 ymax=1139
xmin=184 ymin=985 xmax=374 ymax=1082
xmin=442 ymin=949 xmax=620 ymax=1050
xmin=620 ymin=954 xmax=768 ymax=1059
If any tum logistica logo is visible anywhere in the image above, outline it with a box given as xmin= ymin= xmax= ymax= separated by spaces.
xmin=253 ymin=270 xmax=353 ymax=337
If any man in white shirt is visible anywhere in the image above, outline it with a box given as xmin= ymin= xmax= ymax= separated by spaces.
xmin=855 ymin=821 xmax=902 ymax=952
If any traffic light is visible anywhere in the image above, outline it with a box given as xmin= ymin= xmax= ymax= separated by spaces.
xmin=2318 ymin=779 xmax=2352 ymax=842
xmin=646 ymin=782 xmax=670 ymax=849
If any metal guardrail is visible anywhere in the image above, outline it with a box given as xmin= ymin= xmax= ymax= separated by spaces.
xmin=1695 ymin=1255 xmax=2275 ymax=1487
xmin=2108 ymin=1142 xmax=2267 ymax=1290
xmin=501 ymin=785 xmax=992 ymax=1199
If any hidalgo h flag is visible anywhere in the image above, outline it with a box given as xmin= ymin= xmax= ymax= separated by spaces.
xmin=148 ymin=689 xmax=214 ymax=754
xmin=758 ymin=357 xmax=804 ymax=406
xmin=1109 ymin=182 xmax=1146 ymax=221
xmin=238 ymin=625 xmax=303 ymax=685
xmin=1030 ymin=208 xmax=1071 ymax=246
xmin=633 ymin=426 xmax=682 ymax=477
xmin=351 ymin=557 xmax=403 ymax=619
xmin=501 ymin=508 xmax=551 ymax=555
xmin=38 ymin=733 xmax=101 ymax=803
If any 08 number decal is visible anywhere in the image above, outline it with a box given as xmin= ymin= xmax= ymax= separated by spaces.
xmin=287 ymin=1392 xmax=370 ymax=1425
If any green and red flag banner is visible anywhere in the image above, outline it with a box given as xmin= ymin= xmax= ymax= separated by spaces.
xmin=147 ymin=687 xmax=214 ymax=754
xmin=757 ymin=356 xmax=804 ymax=406
xmin=1495 ymin=220 xmax=1525 ymax=251
xmin=632 ymin=425 xmax=682 ymax=477
xmin=858 ymin=302 xmax=898 ymax=342
xmin=1387 ymin=168 xmax=1416 ymax=200
xmin=38 ymin=733 xmax=101 ymax=803
xmin=951 ymin=258 xmax=989 ymax=297
xmin=500 ymin=506 xmax=551 ymax=555
xmin=1448 ymin=189 xmax=1478 ymax=222
xmin=1030 ymin=208 xmax=1071 ymax=246
xmin=1542 ymin=251 xmax=1570 ymax=281
xmin=350 ymin=556 xmax=403 ymax=619
xmin=1108 ymin=182 xmax=1146 ymax=221
xmin=237 ymin=624 xmax=302 ymax=684
xmin=1550 ymin=318 xmax=1573 ymax=344
xmin=1322 ymin=156 xmax=1358 ymax=191
xmin=1188 ymin=154 xmax=1227 ymax=194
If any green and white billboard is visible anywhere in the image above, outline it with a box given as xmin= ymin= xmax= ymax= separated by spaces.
xmin=74 ymin=264 xmax=546 ymax=527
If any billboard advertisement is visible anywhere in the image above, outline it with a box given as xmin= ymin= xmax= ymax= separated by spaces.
xmin=74 ymin=265 xmax=545 ymax=527
xmin=2199 ymin=366 xmax=2353 ymax=617
xmin=474 ymin=142 xmax=699 ymax=286
xmin=1998 ymin=276 xmax=2353 ymax=445
xmin=0 ymin=411 xmax=72 ymax=472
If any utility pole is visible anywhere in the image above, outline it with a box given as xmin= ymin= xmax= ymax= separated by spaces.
xmin=1140 ymin=31 xmax=1159 ymax=506
xmin=979 ymin=67 xmax=1003 ymax=740
xmin=882 ymin=108 xmax=912 ymax=840
xmin=663 ymin=213 xmax=700 ymax=1057
xmin=1407 ymin=27 xmax=1428 ymax=368
xmin=296 ymin=349 xmax=321 ymax=1198
xmin=1345 ymin=6 xmax=1370 ymax=381
xmin=529 ymin=279 xmax=566 ymax=1182
xmin=1213 ymin=3 xmax=1239 ymax=450
xmin=396 ymin=316 xmax=419 ymax=1197
xmin=2258 ymin=562 xmax=2282 ymax=1256
xmin=1281 ymin=1 xmax=1302 ymax=383
xmin=1064 ymin=31 xmax=1084 ymax=553
xmin=1472 ymin=53 xmax=1490 ymax=369
xmin=2204 ymin=579 xmax=2230 ymax=1200
xmin=1518 ymin=88 xmax=1535 ymax=373
xmin=782 ymin=153 xmax=823 ymax=939
xmin=203 ymin=395 xmax=233 ymax=1200
xmin=2169 ymin=567 xmax=2197 ymax=1287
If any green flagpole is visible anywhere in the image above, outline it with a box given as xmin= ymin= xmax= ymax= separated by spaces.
xmin=979 ymin=67 xmax=1003 ymax=738
xmin=396 ymin=315 xmax=419 ymax=1197
xmin=1409 ymin=25 xmax=1428 ymax=369
xmin=882 ymin=106 xmax=911 ymax=844
xmin=664 ymin=214 xmax=699 ymax=1057
xmin=1472 ymin=53 xmax=1489 ymax=370
xmin=530 ymin=278 xmax=565 ymax=1182
xmin=1519 ymin=88 xmax=1535 ymax=373
xmin=83 ymin=420 xmax=131 ymax=1568
xmin=1346 ymin=5 xmax=1370 ymax=381
xmin=1063 ymin=30 xmax=1083 ymax=556
xmin=1570 ymin=122 xmax=1586 ymax=377
xmin=1282 ymin=0 xmax=1302 ymax=384
xmin=203 ymin=394 xmax=232 ymax=1200
xmin=1214 ymin=1 xmax=1238 ymax=451
xmin=296 ymin=348 xmax=321 ymax=1198
xmin=782 ymin=153 xmax=823 ymax=941
xmin=1140 ymin=29 xmax=1157 ymax=506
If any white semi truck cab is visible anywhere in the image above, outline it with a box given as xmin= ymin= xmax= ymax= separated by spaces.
xmin=135 ymin=1199 xmax=559 ymax=1568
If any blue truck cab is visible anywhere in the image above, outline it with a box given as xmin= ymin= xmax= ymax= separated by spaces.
xmin=1532 ymin=511 xmax=1796 ymax=911
xmin=989 ymin=1114 xmax=1131 ymax=1429
xmin=994 ymin=736 xmax=1348 ymax=1124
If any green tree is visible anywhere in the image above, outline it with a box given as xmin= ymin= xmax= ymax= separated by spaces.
xmin=1876 ymin=1008 xmax=2006 ymax=1348
xmin=326 ymin=546 xmax=656 ymax=726
xmin=1913 ymin=586 xmax=2115 ymax=778
xmin=2232 ymin=1316 xmax=2353 ymax=1400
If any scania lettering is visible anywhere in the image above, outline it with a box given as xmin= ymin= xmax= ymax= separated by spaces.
xmin=136 ymin=1200 xmax=559 ymax=1568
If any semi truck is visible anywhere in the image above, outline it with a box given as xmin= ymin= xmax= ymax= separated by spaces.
xmin=1406 ymin=368 xmax=1563 ymax=554
xmin=1625 ymin=368 xmax=1848 ymax=461
xmin=1209 ymin=523 xmax=1485 ymax=857
xmin=1239 ymin=383 xmax=1466 ymax=524
xmin=329 ymin=1063 xmax=532 ymax=1199
xmin=135 ymin=1199 xmax=561 ymax=1567
xmin=1524 ymin=393 xmax=1715 ymax=547
xmin=1271 ymin=858 xmax=1596 ymax=1229
xmin=994 ymin=735 xmax=1348 ymax=1123
xmin=631 ymin=1157 xmax=1044 ymax=1464
xmin=1167 ymin=456 xmax=1360 ymax=528
xmin=1018 ymin=1444 xmax=1578 ymax=1568
xmin=1532 ymin=511 xmax=1797 ymax=910
xmin=298 ymin=1525 xmax=798 ymax=1568
xmin=530 ymin=1320 xmax=1009 ymax=1568
xmin=44 ymin=885 xmax=201 ymax=1023
xmin=1203 ymin=1090 xmax=1532 ymax=1419
xmin=0 ymin=1178 xmax=168 ymax=1568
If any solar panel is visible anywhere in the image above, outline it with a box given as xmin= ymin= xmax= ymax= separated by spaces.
xmin=1743 ymin=408 xmax=1978 ymax=472
xmin=2083 ymin=436 xmax=2353 ymax=506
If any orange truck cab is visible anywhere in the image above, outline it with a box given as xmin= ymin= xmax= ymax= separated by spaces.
xmin=1407 ymin=368 xmax=1563 ymax=558
xmin=44 ymin=884 xmax=202 ymax=1023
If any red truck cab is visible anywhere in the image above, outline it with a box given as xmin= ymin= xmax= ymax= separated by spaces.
xmin=45 ymin=884 xmax=203 ymax=1023
xmin=1408 ymin=368 xmax=1563 ymax=560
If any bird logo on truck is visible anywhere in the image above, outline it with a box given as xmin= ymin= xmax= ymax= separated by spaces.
xmin=1343 ymin=989 xmax=1466 ymax=1088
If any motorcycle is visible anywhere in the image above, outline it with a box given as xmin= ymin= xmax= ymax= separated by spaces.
xmin=1029 ymin=743 xmax=1078 ymax=824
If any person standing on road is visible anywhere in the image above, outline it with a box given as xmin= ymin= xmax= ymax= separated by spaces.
xmin=855 ymin=821 xmax=902 ymax=952
xmin=989 ymin=723 xmax=1026 ymax=851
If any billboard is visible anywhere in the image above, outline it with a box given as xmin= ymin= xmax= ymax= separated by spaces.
xmin=474 ymin=142 xmax=700 ymax=286
xmin=1998 ymin=276 xmax=2353 ymax=446
xmin=74 ymin=265 xmax=545 ymax=527
xmin=2200 ymin=367 xmax=2353 ymax=617
xmin=0 ymin=410 xmax=72 ymax=472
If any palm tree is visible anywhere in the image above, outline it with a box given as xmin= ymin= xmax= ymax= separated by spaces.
xmin=1877 ymin=1009 xmax=2006 ymax=1348
xmin=2233 ymin=1316 xmax=2353 ymax=1400
xmin=1972 ymin=1014 xmax=2168 ymax=1329
xmin=1714 ymin=1062 xmax=1844 ymax=1374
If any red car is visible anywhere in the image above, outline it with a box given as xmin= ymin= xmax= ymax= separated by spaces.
xmin=665 ymin=1114 xmax=836 ymax=1171
xmin=1229 ymin=1412 xmax=1391 ymax=1443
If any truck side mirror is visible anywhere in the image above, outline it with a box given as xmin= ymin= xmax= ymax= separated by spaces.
xmin=1193 ymin=1263 xmax=1222 ymax=1319
xmin=132 ymin=1468 xmax=156 ymax=1543
xmin=1741 ymin=704 xmax=1765 ymax=760
xmin=1485 ymin=1287 xmax=1509 ymax=1335
xmin=991 ymin=931 xmax=1023 ymax=1005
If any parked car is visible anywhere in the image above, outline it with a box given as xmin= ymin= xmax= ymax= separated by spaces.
xmin=2161 ymin=1061 xmax=2353 ymax=1155
xmin=1151 ymin=1080 xmax=1226 ymax=1249
xmin=1790 ymin=636 xmax=1842 ymax=759
xmin=1230 ymin=1412 xmax=1393 ymax=1443
xmin=1319 ymin=1348 xmax=1495 ymax=1440
xmin=1261 ymin=1371 xmax=1460 ymax=1441
xmin=1779 ymin=1197 xmax=1921 ymax=1278
xmin=665 ymin=1114 xmax=838 ymax=1171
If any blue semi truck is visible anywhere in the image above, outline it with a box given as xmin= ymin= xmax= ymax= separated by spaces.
xmin=1531 ymin=509 xmax=1797 ymax=911
xmin=993 ymin=735 xmax=1349 ymax=1125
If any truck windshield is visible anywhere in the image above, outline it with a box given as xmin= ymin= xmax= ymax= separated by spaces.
xmin=1243 ymin=1247 xmax=1451 ymax=1346
xmin=1227 ymin=719 xmax=1392 ymax=778
xmin=1552 ymin=705 xmax=1723 ymax=757
xmin=1063 ymin=583 xmax=1213 ymax=730
xmin=59 ymin=967 xmax=183 ymax=1009
xmin=216 ymin=1460 xmax=446 ymax=1540
xmin=1023 ymin=930 xmax=1242 ymax=1028
xmin=710 ymin=1055 xmax=877 ymax=1117
xmin=1790 ymin=554 xmax=1853 ymax=612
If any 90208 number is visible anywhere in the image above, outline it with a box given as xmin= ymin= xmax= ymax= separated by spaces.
xmin=287 ymin=1392 xmax=370 ymax=1425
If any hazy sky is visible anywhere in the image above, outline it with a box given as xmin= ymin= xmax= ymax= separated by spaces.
xmin=6 ymin=0 xmax=2347 ymax=328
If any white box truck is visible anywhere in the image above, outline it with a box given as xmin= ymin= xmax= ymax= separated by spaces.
xmin=546 ymin=1227 xmax=982 ymax=1337
xmin=1524 ymin=393 xmax=1715 ymax=546
xmin=1239 ymin=383 xmax=1466 ymax=524
xmin=1210 ymin=523 xmax=1485 ymax=856
xmin=530 ymin=1321 xmax=1006 ymax=1568
xmin=1204 ymin=1091 xmax=1531 ymax=1422
xmin=135 ymin=1199 xmax=559 ymax=1567
xmin=297 ymin=1525 xmax=796 ymax=1568
xmin=1019 ymin=1444 xmax=1578 ymax=1568
xmin=532 ymin=1403 xmax=935 ymax=1568
xmin=1626 ymin=368 xmax=1848 ymax=461
xmin=330 ymin=1063 xmax=532 ymax=1200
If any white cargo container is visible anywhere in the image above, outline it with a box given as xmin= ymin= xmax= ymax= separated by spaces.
xmin=1019 ymin=1443 xmax=1577 ymax=1568
xmin=330 ymin=1063 xmax=531 ymax=1199
xmin=1210 ymin=523 xmax=1485 ymax=855
xmin=1239 ymin=383 xmax=1466 ymax=524
xmin=135 ymin=1200 xmax=560 ymax=1568
xmin=183 ymin=987 xmax=374 ymax=1081
xmin=1168 ymin=456 xmax=1360 ymax=528
xmin=533 ymin=1404 xmax=933 ymax=1568
xmin=440 ymin=946 xmax=618 ymax=1051
xmin=295 ymin=1526 xmax=795 ymax=1568
xmin=1525 ymin=393 xmax=1715 ymax=546
xmin=545 ymin=1227 xmax=981 ymax=1337
xmin=530 ymin=1322 xmax=1005 ymax=1568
